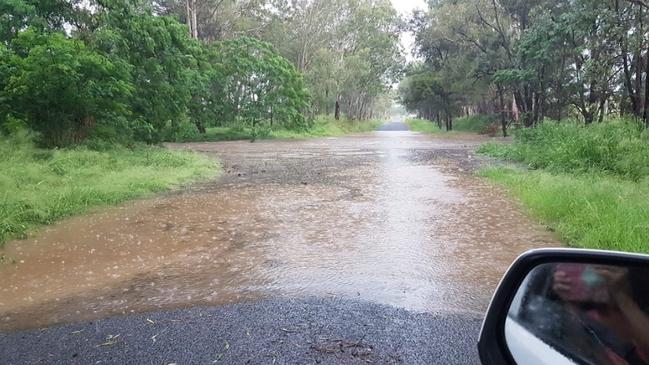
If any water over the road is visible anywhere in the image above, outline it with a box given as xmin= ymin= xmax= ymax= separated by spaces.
xmin=0 ymin=130 xmax=557 ymax=331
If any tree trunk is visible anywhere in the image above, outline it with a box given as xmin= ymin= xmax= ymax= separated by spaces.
xmin=644 ymin=41 xmax=649 ymax=127
xmin=623 ymin=49 xmax=638 ymax=115
xmin=617 ymin=0 xmax=639 ymax=116
xmin=186 ymin=0 xmax=193 ymax=37
xmin=191 ymin=0 xmax=198 ymax=39
xmin=445 ymin=113 xmax=453 ymax=131
xmin=636 ymin=6 xmax=644 ymax=115
xmin=195 ymin=121 xmax=206 ymax=134
xmin=334 ymin=99 xmax=340 ymax=120
xmin=583 ymin=109 xmax=594 ymax=125
xmin=497 ymin=85 xmax=508 ymax=137
xmin=532 ymin=91 xmax=540 ymax=126
xmin=513 ymin=89 xmax=532 ymax=127
xmin=635 ymin=52 xmax=643 ymax=115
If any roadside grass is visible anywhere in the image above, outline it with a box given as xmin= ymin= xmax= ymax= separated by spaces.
xmin=453 ymin=114 xmax=497 ymax=133
xmin=478 ymin=120 xmax=649 ymax=180
xmin=406 ymin=114 xmax=497 ymax=135
xmin=478 ymin=120 xmax=649 ymax=253
xmin=0 ymin=132 xmax=218 ymax=245
xmin=480 ymin=168 xmax=649 ymax=253
xmin=405 ymin=118 xmax=445 ymax=133
xmin=271 ymin=115 xmax=383 ymax=138
xmin=173 ymin=115 xmax=384 ymax=142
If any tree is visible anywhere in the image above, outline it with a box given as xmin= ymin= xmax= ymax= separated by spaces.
xmin=89 ymin=2 xmax=205 ymax=142
xmin=207 ymin=36 xmax=310 ymax=131
xmin=405 ymin=0 xmax=649 ymax=130
xmin=259 ymin=0 xmax=402 ymax=120
xmin=3 ymin=30 xmax=132 ymax=146
xmin=152 ymin=0 xmax=268 ymax=41
xmin=0 ymin=0 xmax=78 ymax=44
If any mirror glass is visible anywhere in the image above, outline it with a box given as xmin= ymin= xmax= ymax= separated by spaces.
xmin=505 ymin=263 xmax=649 ymax=365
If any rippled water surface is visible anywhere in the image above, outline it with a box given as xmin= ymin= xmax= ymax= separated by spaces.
xmin=0 ymin=130 xmax=557 ymax=331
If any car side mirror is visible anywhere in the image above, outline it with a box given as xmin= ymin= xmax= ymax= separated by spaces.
xmin=478 ymin=248 xmax=649 ymax=365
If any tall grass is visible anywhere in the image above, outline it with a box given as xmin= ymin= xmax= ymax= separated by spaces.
xmin=453 ymin=114 xmax=497 ymax=133
xmin=478 ymin=120 xmax=649 ymax=180
xmin=172 ymin=115 xmax=383 ymax=142
xmin=271 ymin=115 xmax=383 ymax=138
xmin=478 ymin=119 xmax=649 ymax=253
xmin=406 ymin=114 xmax=497 ymax=134
xmin=0 ymin=132 xmax=217 ymax=244
xmin=481 ymin=168 xmax=649 ymax=253
xmin=405 ymin=118 xmax=443 ymax=133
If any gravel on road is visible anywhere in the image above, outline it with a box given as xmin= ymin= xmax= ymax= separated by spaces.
xmin=0 ymin=298 xmax=482 ymax=365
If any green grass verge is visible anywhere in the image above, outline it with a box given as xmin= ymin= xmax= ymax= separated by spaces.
xmin=0 ymin=132 xmax=218 ymax=245
xmin=405 ymin=118 xmax=444 ymax=133
xmin=480 ymin=168 xmax=649 ymax=253
xmin=478 ymin=120 xmax=649 ymax=180
xmin=453 ymin=114 xmax=497 ymax=133
xmin=274 ymin=117 xmax=383 ymax=138
xmin=478 ymin=120 xmax=649 ymax=253
xmin=174 ymin=115 xmax=384 ymax=142
xmin=406 ymin=114 xmax=497 ymax=134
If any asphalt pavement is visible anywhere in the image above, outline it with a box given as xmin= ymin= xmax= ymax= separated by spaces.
xmin=377 ymin=121 xmax=410 ymax=131
xmin=0 ymin=298 xmax=482 ymax=364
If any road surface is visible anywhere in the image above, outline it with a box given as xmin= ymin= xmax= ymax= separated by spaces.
xmin=0 ymin=120 xmax=557 ymax=364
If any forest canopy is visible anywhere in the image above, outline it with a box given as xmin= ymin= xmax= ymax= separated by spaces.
xmin=0 ymin=0 xmax=403 ymax=147
xmin=399 ymin=0 xmax=649 ymax=135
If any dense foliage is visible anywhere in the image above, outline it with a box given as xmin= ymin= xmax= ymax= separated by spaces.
xmin=208 ymin=37 xmax=310 ymax=132
xmin=156 ymin=0 xmax=403 ymax=121
xmin=479 ymin=120 xmax=649 ymax=181
xmin=0 ymin=0 xmax=401 ymax=147
xmin=4 ymin=30 xmax=132 ymax=146
xmin=400 ymin=0 xmax=649 ymax=135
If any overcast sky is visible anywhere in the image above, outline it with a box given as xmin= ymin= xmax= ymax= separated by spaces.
xmin=390 ymin=0 xmax=427 ymax=61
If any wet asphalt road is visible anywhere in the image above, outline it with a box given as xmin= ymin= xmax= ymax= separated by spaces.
xmin=0 ymin=298 xmax=482 ymax=365
xmin=377 ymin=121 xmax=410 ymax=131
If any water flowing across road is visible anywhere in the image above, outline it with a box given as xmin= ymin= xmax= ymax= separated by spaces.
xmin=0 ymin=124 xmax=557 ymax=331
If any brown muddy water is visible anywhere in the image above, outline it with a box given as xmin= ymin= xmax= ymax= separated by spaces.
xmin=0 ymin=130 xmax=557 ymax=332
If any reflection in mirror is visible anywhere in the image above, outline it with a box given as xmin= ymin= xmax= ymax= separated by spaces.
xmin=505 ymin=263 xmax=649 ymax=365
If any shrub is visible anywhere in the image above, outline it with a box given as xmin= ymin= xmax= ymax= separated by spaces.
xmin=405 ymin=118 xmax=442 ymax=133
xmin=4 ymin=30 xmax=132 ymax=147
xmin=1 ymin=115 xmax=29 ymax=135
xmin=171 ymin=122 xmax=201 ymax=142
xmin=453 ymin=114 xmax=497 ymax=133
xmin=478 ymin=120 xmax=649 ymax=180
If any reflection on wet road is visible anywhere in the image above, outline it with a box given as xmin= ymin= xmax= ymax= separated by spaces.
xmin=0 ymin=128 xmax=557 ymax=331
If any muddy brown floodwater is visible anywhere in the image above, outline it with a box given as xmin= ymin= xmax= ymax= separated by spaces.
xmin=0 ymin=128 xmax=558 ymax=332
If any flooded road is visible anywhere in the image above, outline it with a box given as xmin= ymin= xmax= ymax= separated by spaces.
xmin=0 ymin=127 xmax=557 ymax=332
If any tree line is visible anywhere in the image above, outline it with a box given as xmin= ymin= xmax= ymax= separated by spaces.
xmin=399 ymin=0 xmax=649 ymax=135
xmin=162 ymin=0 xmax=404 ymax=121
xmin=0 ymin=0 xmax=402 ymax=147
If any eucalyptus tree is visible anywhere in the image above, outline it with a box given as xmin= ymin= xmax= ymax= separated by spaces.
xmin=151 ymin=0 xmax=270 ymax=41
xmin=205 ymin=36 xmax=310 ymax=131
xmin=334 ymin=0 xmax=403 ymax=120
xmin=262 ymin=0 xmax=403 ymax=120
xmin=405 ymin=0 xmax=497 ymax=131
xmin=404 ymin=0 xmax=649 ymax=129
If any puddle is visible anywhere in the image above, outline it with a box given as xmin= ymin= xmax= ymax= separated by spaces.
xmin=0 ymin=132 xmax=557 ymax=331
